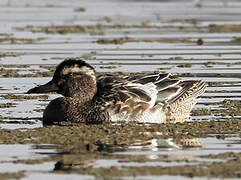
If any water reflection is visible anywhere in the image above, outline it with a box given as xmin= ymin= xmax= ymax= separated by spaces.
xmin=0 ymin=144 xmax=56 ymax=161
xmin=129 ymin=138 xmax=202 ymax=151
xmin=117 ymin=136 xmax=241 ymax=156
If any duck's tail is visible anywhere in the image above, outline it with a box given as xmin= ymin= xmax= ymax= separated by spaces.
xmin=164 ymin=80 xmax=207 ymax=123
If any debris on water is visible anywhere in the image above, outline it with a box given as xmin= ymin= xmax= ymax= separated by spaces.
xmin=0 ymin=53 xmax=24 ymax=58
xmin=177 ymin=64 xmax=192 ymax=68
xmin=0 ymin=37 xmax=46 ymax=44
xmin=96 ymin=37 xmax=192 ymax=45
xmin=231 ymin=36 xmax=241 ymax=43
xmin=74 ymin=7 xmax=86 ymax=12
xmin=0 ymin=103 xmax=17 ymax=108
xmin=209 ymin=24 xmax=241 ymax=33
xmin=0 ymin=171 xmax=25 ymax=180
xmin=1 ymin=94 xmax=49 ymax=100
xmin=168 ymin=57 xmax=184 ymax=60
xmin=197 ymin=38 xmax=204 ymax=45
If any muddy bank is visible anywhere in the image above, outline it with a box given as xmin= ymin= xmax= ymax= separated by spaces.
xmin=1 ymin=119 xmax=241 ymax=152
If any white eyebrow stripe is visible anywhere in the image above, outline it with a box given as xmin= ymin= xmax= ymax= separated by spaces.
xmin=62 ymin=65 xmax=94 ymax=75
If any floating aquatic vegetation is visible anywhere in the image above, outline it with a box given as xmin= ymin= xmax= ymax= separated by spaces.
xmin=96 ymin=37 xmax=192 ymax=45
xmin=1 ymin=94 xmax=49 ymax=100
xmin=0 ymin=103 xmax=17 ymax=108
xmin=0 ymin=52 xmax=24 ymax=58
xmin=0 ymin=36 xmax=46 ymax=44
xmin=209 ymin=24 xmax=241 ymax=33
xmin=0 ymin=171 xmax=25 ymax=180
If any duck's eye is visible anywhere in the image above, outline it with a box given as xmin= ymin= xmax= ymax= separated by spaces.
xmin=67 ymin=73 xmax=73 ymax=76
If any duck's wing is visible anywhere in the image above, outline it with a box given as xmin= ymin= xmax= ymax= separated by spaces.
xmin=167 ymin=80 xmax=207 ymax=104
xmin=133 ymin=73 xmax=206 ymax=104
xmin=96 ymin=73 xmax=179 ymax=103
xmin=129 ymin=73 xmax=206 ymax=123
xmin=132 ymin=73 xmax=170 ymax=84
xmin=120 ymin=82 xmax=158 ymax=107
xmin=127 ymin=73 xmax=177 ymax=105
xmin=94 ymin=74 xmax=159 ymax=109
xmin=95 ymin=73 xmax=206 ymax=123
xmin=95 ymin=73 xmax=206 ymax=111
xmin=131 ymin=73 xmax=183 ymax=103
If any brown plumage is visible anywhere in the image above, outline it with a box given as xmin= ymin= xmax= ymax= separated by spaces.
xmin=27 ymin=58 xmax=206 ymax=125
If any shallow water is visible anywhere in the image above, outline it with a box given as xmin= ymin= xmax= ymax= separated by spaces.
xmin=0 ymin=0 xmax=241 ymax=179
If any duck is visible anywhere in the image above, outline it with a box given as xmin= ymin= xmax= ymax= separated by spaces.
xmin=27 ymin=58 xmax=206 ymax=125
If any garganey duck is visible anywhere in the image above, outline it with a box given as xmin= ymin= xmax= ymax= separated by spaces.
xmin=27 ymin=58 xmax=206 ymax=125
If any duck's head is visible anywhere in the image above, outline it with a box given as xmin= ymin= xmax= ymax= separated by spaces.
xmin=27 ymin=59 xmax=96 ymax=97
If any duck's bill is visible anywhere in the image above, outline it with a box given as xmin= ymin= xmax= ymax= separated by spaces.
xmin=27 ymin=79 xmax=59 ymax=94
